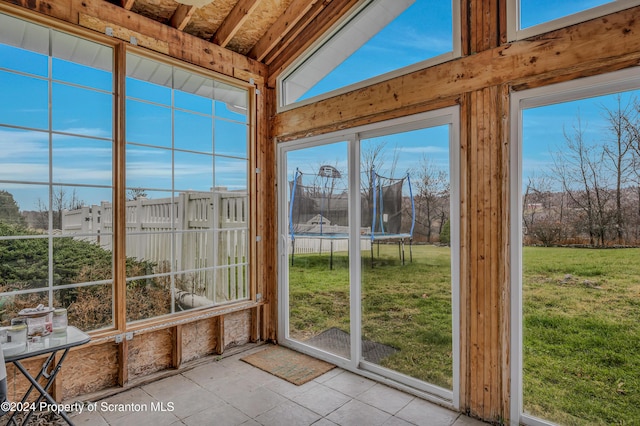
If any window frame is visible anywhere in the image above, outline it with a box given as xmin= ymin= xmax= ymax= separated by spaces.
xmin=509 ymin=67 xmax=640 ymax=426
xmin=276 ymin=0 xmax=461 ymax=112
xmin=0 ymin=5 xmax=258 ymax=335
xmin=506 ymin=0 xmax=640 ymax=42
xmin=123 ymin=46 xmax=254 ymax=324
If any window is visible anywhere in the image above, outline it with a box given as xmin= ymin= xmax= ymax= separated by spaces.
xmin=507 ymin=0 xmax=640 ymax=41
xmin=125 ymin=53 xmax=250 ymax=323
xmin=279 ymin=0 xmax=460 ymax=109
xmin=511 ymin=68 xmax=640 ymax=425
xmin=0 ymin=13 xmax=115 ymax=331
xmin=0 ymin=12 xmax=253 ymax=332
xmin=279 ymin=107 xmax=460 ymax=405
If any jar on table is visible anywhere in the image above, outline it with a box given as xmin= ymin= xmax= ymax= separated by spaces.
xmin=52 ymin=308 xmax=68 ymax=334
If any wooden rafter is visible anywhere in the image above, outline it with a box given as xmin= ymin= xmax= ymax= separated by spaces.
xmin=267 ymin=0 xmax=360 ymax=80
xmin=248 ymin=0 xmax=320 ymax=62
xmin=211 ymin=0 xmax=261 ymax=47
xmin=121 ymin=0 xmax=135 ymax=11
xmin=169 ymin=4 xmax=196 ymax=31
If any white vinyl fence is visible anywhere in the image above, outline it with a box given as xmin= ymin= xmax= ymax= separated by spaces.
xmin=62 ymin=190 xmax=248 ymax=304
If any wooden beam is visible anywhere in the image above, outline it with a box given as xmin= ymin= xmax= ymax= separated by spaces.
xmin=169 ymin=4 xmax=196 ymax=31
xmin=121 ymin=0 xmax=135 ymax=11
xmin=211 ymin=0 xmax=261 ymax=47
xmin=272 ymin=5 xmax=640 ymax=139
xmin=267 ymin=0 xmax=360 ymax=77
xmin=80 ymin=13 xmax=170 ymax=54
xmin=248 ymin=0 xmax=320 ymax=62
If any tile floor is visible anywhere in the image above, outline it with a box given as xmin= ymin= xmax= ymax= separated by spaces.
xmin=70 ymin=345 xmax=487 ymax=426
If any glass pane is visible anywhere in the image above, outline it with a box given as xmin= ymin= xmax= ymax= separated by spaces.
xmin=287 ymin=142 xmax=350 ymax=358
xmin=175 ymin=77 xmax=213 ymax=114
xmin=0 ymin=71 xmax=48 ymax=129
xmin=52 ymin=30 xmax=112 ymax=88
xmin=215 ymin=119 xmax=248 ymax=158
xmin=126 ymin=99 xmax=172 ymax=147
xmin=53 ymin=234 xmax=113 ymax=286
xmin=0 ymin=14 xmax=49 ymax=73
xmin=126 ymin=145 xmax=172 ymax=190
xmin=0 ymin=44 xmax=48 ymax=77
xmin=521 ymin=92 xmax=640 ymax=424
xmin=175 ymin=151 xmax=213 ymax=192
xmin=54 ymin=283 xmax=113 ymax=331
xmin=521 ymin=0 xmax=613 ymax=28
xmin=215 ymin=157 xmax=247 ymax=191
xmin=175 ymin=271 xmax=214 ymax=310
xmin=57 ymin=188 xmax=112 ymax=232
xmin=175 ymin=110 xmax=213 ymax=153
xmin=361 ymin=126 xmax=452 ymax=388
xmin=0 ymin=184 xmax=49 ymax=230
xmin=52 ymin=58 xmax=112 ymax=91
xmin=0 ymin=127 xmax=49 ymax=183
xmin=0 ymin=236 xmax=49 ymax=290
xmin=126 ymin=275 xmax=172 ymax=322
xmin=284 ymin=0 xmax=453 ymax=104
xmin=214 ymin=82 xmax=248 ymax=123
xmin=52 ymin=83 xmax=112 ymax=137
xmin=53 ymin=134 xmax=112 ymax=186
xmin=0 ymin=291 xmax=49 ymax=326
xmin=126 ymin=54 xmax=172 ymax=105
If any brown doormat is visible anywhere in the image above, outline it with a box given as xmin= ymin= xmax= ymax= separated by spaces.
xmin=241 ymin=345 xmax=335 ymax=386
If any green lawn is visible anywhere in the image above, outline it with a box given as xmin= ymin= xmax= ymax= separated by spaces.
xmin=288 ymin=245 xmax=640 ymax=425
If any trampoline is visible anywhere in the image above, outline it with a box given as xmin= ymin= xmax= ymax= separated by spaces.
xmin=288 ymin=166 xmax=415 ymax=268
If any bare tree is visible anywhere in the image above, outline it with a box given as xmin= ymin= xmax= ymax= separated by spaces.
xmin=601 ymin=95 xmax=635 ymax=244
xmin=551 ymin=115 xmax=613 ymax=246
xmin=37 ymin=187 xmax=85 ymax=231
xmin=413 ymin=156 xmax=449 ymax=242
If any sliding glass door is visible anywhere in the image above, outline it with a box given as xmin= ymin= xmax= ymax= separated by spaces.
xmin=284 ymin=141 xmax=351 ymax=359
xmin=279 ymin=108 xmax=459 ymax=404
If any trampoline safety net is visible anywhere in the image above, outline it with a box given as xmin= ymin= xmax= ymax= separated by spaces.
xmin=289 ymin=167 xmax=415 ymax=242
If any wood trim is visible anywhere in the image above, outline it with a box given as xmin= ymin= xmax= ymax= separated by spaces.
xmin=172 ymin=325 xmax=183 ymax=368
xmin=215 ymin=316 xmax=225 ymax=354
xmin=498 ymin=83 xmax=511 ymax=421
xmin=114 ymin=41 xmax=127 ymax=332
xmin=211 ymin=0 xmax=261 ymax=47
xmin=458 ymin=92 xmax=471 ymax=412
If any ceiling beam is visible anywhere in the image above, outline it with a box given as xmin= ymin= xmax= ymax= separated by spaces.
xmin=121 ymin=0 xmax=135 ymax=11
xmin=248 ymin=0 xmax=320 ymax=62
xmin=169 ymin=4 xmax=196 ymax=31
xmin=211 ymin=0 xmax=261 ymax=47
xmin=267 ymin=0 xmax=360 ymax=80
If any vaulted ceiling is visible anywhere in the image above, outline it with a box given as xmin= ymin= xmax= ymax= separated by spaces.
xmin=107 ymin=0 xmax=360 ymax=67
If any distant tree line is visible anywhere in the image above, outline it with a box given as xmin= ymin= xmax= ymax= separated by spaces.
xmin=524 ymin=96 xmax=640 ymax=247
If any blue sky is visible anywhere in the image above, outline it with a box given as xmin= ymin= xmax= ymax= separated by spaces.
xmin=0 ymin=0 xmax=635 ymax=213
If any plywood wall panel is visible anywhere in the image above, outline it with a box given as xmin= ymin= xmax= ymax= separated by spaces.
xmin=62 ymin=343 xmax=119 ymax=400
xmin=128 ymin=329 xmax=173 ymax=379
xmin=224 ymin=310 xmax=250 ymax=348
xmin=182 ymin=318 xmax=218 ymax=362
